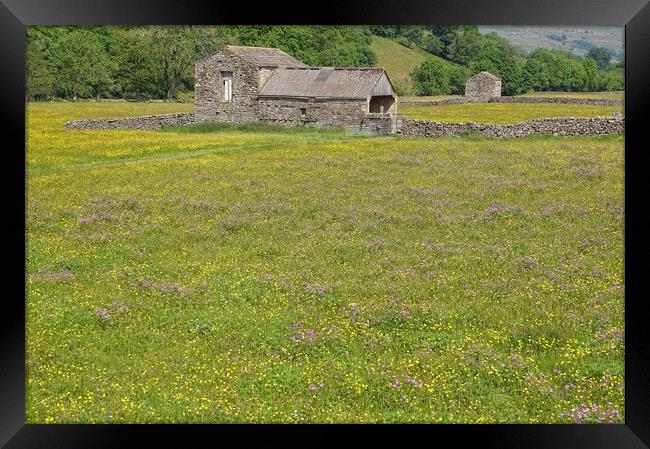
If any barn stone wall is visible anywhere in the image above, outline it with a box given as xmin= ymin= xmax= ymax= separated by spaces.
xmin=194 ymin=51 xmax=384 ymax=129
xmin=64 ymin=113 xmax=195 ymax=130
xmin=195 ymin=51 xmax=262 ymax=123
xmin=465 ymin=76 xmax=501 ymax=100
xmin=257 ymin=97 xmax=369 ymax=128
xmin=398 ymin=115 xmax=624 ymax=138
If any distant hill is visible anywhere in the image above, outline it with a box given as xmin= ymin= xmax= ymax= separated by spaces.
xmin=477 ymin=26 xmax=624 ymax=61
xmin=370 ymin=35 xmax=461 ymax=95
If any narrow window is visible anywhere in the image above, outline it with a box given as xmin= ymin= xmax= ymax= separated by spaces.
xmin=300 ymin=108 xmax=307 ymax=118
xmin=221 ymin=72 xmax=233 ymax=102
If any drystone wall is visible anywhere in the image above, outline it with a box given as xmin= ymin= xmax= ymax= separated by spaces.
xmin=493 ymin=96 xmax=623 ymax=106
xmin=361 ymin=114 xmax=396 ymax=134
xmin=397 ymin=115 xmax=624 ymax=138
xmin=64 ymin=113 xmax=195 ymax=130
xmin=399 ymin=96 xmax=623 ymax=107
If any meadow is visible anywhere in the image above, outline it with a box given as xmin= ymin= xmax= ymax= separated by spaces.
xmin=26 ymin=102 xmax=624 ymax=424
xmin=399 ymin=102 xmax=623 ymax=124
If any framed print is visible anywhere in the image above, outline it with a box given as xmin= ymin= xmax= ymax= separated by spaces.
xmin=2 ymin=0 xmax=650 ymax=446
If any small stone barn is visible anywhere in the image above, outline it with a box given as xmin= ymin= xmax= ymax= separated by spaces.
xmin=465 ymin=71 xmax=502 ymax=100
xmin=195 ymin=46 xmax=398 ymax=132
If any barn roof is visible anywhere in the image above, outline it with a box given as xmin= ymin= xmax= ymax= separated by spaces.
xmin=470 ymin=71 xmax=501 ymax=81
xmin=259 ymin=67 xmax=395 ymax=99
xmin=223 ymin=46 xmax=308 ymax=68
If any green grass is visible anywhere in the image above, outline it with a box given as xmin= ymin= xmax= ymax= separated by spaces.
xmin=371 ymin=36 xmax=461 ymax=96
xmin=400 ymin=103 xmax=624 ymax=124
xmin=518 ymin=91 xmax=624 ymax=100
xmin=27 ymin=102 xmax=624 ymax=424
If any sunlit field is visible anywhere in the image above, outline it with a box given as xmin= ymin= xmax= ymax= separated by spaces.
xmin=27 ymin=102 xmax=624 ymax=424
xmin=399 ymin=102 xmax=623 ymax=124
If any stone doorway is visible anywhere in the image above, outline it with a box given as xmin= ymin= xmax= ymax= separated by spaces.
xmin=369 ymin=95 xmax=395 ymax=114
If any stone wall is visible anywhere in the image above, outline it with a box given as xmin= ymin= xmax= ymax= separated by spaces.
xmin=64 ymin=113 xmax=195 ymax=130
xmin=492 ymin=96 xmax=623 ymax=106
xmin=361 ymin=113 xmax=396 ymax=134
xmin=195 ymin=50 xmax=262 ymax=123
xmin=257 ymin=97 xmax=369 ymax=128
xmin=399 ymin=96 xmax=623 ymax=107
xmin=398 ymin=115 xmax=624 ymax=138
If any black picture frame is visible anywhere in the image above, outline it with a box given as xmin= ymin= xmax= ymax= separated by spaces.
xmin=2 ymin=0 xmax=649 ymax=447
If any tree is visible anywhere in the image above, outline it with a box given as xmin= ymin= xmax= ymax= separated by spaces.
xmin=468 ymin=59 xmax=498 ymax=77
xmin=522 ymin=57 xmax=550 ymax=91
xmin=370 ymin=26 xmax=398 ymax=38
xmin=582 ymin=58 xmax=598 ymax=91
xmin=410 ymin=58 xmax=450 ymax=96
xmin=427 ymin=26 xmax=460 ymax=59
xmin=237 ymin=26 xmax=375 ymax=68
xmin=421 ymin=34 xmax=444 ymax=56
xmin=587 ymin=47 xmax=612 ymax=69
xmin=113 ymin=31 xmax=163 ymax=100
xmin=26 ymin=29 xmax=55 ymax=100
xmin=144 ymin=26 xmax=198 ymax=100
xmin=447 ymin=65 xmax=471 ymax=95
xmin=50 ymin=29 xmax=113 ymax=99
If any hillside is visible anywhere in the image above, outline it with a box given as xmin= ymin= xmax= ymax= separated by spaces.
xmin=370 ymin=35 xmax=460 ymax=96
xmin=478 ymin=26 xmax=624 ymax=61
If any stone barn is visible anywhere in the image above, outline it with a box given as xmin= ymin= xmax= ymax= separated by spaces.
xmin=465 ymin=71 xmax=502 ymax=101
xmin=195 ymin=46 xmax=398 ymax=132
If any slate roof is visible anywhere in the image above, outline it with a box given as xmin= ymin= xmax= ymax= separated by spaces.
xmin=470 ymin=71 xmax=502 ymax=81
xmin=223 ymin=46 xmax=308 ymax=68
xmin=259 ymin=67 xmax=391 ymax=99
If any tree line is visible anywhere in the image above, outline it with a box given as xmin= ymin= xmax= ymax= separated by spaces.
xmin=25 ymin=26 xmax=376 ymax=101
xmin=26 ymin=25 xmax=623 ymax=101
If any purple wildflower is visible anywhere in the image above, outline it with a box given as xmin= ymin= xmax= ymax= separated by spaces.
xmin=304 ymin=283 xmax=329 ymax=296
xmin=95 ymin=308 xmax=111 ymax=321
xmin=403 ymin=375 xmax=423 ymax=388
xmin=308 ymin=382 xmax=325 ymax=392
xmin=516 ymin=257 xmax=538 ymax=267
xmin=290 ymin=334 xmax=303 ymax=344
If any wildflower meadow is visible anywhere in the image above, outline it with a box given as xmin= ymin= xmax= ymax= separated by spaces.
xmin=26 ymin=102 xmax=624 ymax=423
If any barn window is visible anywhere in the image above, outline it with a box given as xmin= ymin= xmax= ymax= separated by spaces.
xmin=300 ymin=108 xmax=307 ymax=118
xmin=221 ymin=72 xmax=233 ymax=102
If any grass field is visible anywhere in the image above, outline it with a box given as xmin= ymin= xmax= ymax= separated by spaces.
xmin=399 ymin=103 xmax=624 ymax=124
xmin=27 ymin=102 xmax=624 ymax=424
xmin=518 ymin=91 xmax=624 ymax=100
xmin=370 ymin=36 xmax=461 ymax=95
